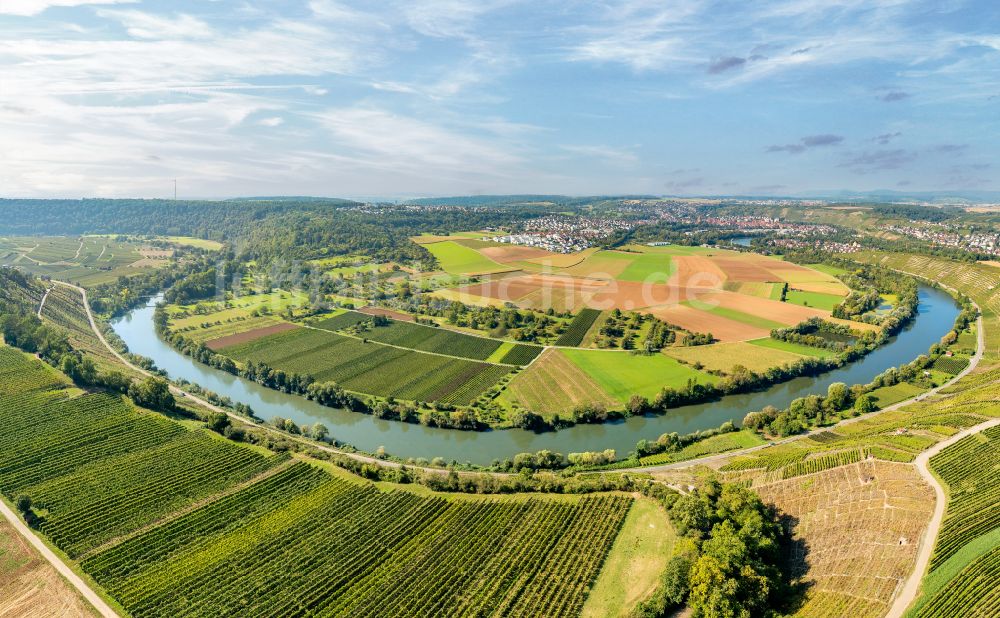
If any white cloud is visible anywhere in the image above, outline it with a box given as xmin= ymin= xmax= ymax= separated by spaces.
xmin=258 ymin=116 xmax=285 ymax=127
xmin=97 ymin=10 xmax=214 ymax=40
xmin=0 ymin=0 xmax=134 ymax=17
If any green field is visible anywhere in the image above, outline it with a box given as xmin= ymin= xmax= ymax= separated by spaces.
xmin=638 ymin=430 xmax=767 ymax=466
xmin=784 ymin=289 xmax=844 ymax=311
xmin=802 ymin=263 xmax=849 ymax=277
xmin=685 ymin=300 xmax=787 ymax=330
xmin=748 ymin=337 xmax=838 ymax=358
xmin=869 ymin=381 xmax=925 ymax=407
xmin=663 ymin=341 xmax=809 ymax=373
xmin=0 ymin=235 xmax=158 ymax=286
xmin=423 ymin=240 xmax=515 ymax=275
xmin=0 ymin=343 xmax=643 ymax=618
xmin=561 ymin=348 xmax=718 ymax=402
xmin=220 ymin=327 xmax=512 ymax=405
xmin=616 ymin=253 xmax=674 ymax=282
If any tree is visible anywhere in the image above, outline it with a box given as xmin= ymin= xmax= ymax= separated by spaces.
xmin=205 ymin=411 xmax=230 ymax=434
xmin=128 ymin=377 xmax=175 ymax=411
xmin=15 ymin=494 xmax=31 ymax=514
xmin=854 ymin=393 xmax=877 ymax=414
xmin=310 ymin=422 xmax=329 ymax=441
xmin=825 ymin=382 xmax=850 ymax=411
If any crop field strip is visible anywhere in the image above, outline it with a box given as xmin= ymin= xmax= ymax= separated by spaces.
xmin=86 ymin=474 xmax=630 ymax=618
xmin=220 ymin=326 xmax=513 ymax=405
xmin=325 ymin=310 xmax=508 ymax=361
xmin=0 ymin=346 xmax=285 ymax=558
xmin=554 ymin=308 xmax=603 ymax=346
xmin=926 ymin=425 xmax=1000 ymax=571
xmin=2 ymin=343 xmax=634 ymax=617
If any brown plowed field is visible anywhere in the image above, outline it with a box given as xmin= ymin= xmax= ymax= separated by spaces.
xmin=585 ymin=281 xmax=710 ymax=311
xmin=480 ymin=246 xmax=558 ymax=263
xmin=712 ymin=256 xmax=777 ymax=282
xmin=668 ymin=255 xmax=728 ymax=288
xmin=206 ymin=322 xmax=298 ymax=350
xmin=647 ymin=303 xmax=771 ymax=342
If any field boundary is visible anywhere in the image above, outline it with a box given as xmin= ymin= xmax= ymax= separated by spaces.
xmin=0 ymin=497 xmax=119 ymax=618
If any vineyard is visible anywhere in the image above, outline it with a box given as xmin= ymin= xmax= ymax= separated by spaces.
xmin=926 ymin=425 xmax=1000 ymax=570
xmin=1 ymin=342 xmax=644 ymax=617
xmin=497 ymin=342 xmax=544 ymax=365
xmin=343 ymin=315 xmax=505 ymax=360
xmin=554 ymin=308 xmax=602 ymax=346
xmin=911 ymin=546 xmax=1000 ymax=617
xmin=220 ymin=326 xmax=513 ymax=405
xmin=755 ymin=461 xmax=934 ymax=618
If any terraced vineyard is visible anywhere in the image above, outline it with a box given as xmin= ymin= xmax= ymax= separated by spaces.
xmin=220 ymin=326 xmax=513 ymax=405
xmin=927 ymin=425 xmax=1000 ymax=570
xmin=1 ymin=343 xmax=637 ymax=618
xmin=912 ymin=546 xmax=1000 ymax=617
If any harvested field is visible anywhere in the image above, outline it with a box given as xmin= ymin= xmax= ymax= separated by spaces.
xmin=357 ymin=306 xmax=415 ymax=322
xmin=712 ymin=256 xmax=777 ymax=282
xmin=756 ymin=460 xmax=935 ymax=618
xmin=647 ymin=303 xmax=770 ymax=342
xmin=454 ymin=273 xmax=608 ymax=307
xmin=667 ymin=255 xmax=727 ymax=288
xmin=505 ymin=349 xmax=617 ymax=416
xmin=525 ymin=247 xmax=598 ymax=268
xmin=479 ymin=245 xmax=557 ymax=263
xmin=0 ymin=519 xmax=96 ymax=617
xmin=561 ymin=251 xmax=636 ymax=279
xmin=723 ymin=281 xmax=778 ymax=298
xmin=663 ymin=341 xmax=808 ymax=373
xmin=205 ymin=322 xmax=298 ymax=350
xmin=696 ymin=291 xmax=830 ymax=325
xmin=789 ymin=280 xmax=850 ymax=296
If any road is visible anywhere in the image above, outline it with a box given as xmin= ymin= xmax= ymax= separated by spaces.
xmin=885 ymin=415 xmax=1000 ymax=618
xmin=50 ymin=280 xmax=488 ymax=477
xmin=0 ymin=500 xmax=119 ymax=618
xmin=617 ymin=303 xmax=984 ymax=474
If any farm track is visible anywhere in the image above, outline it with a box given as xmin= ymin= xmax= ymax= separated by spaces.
xmin=37 ymin=286 xmax=51 ymax=318
xmin=0 ymin=498 xmax=119 ymax=618
xmin=886 ymin=413 xmax=1000 ymax=618
xmin=51 ymin=280 xmax=504 ymax=479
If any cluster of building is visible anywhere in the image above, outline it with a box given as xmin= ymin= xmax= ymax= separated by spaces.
xmin=697 ymin=215 xmax=836 ymax=236
xmin=769 ymin=238 xmax=862 ymax=254
xmin=489 ymin=216 xmax=635 ymax=253
xmin=884 ymin=224 xmax=1000 ymax=256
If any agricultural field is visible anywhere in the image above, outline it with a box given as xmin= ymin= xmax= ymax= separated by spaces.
xmin=503 ymin=349 xmax=619 ymax=416
xmin=167 ymin=291 xmax=308 ymax=344
xmin=0 ymin=342 xmax=665 ymax=618
xmin=219 ymin=326 xmax=513 ymax=405
xmin=0 ymin=517 xmax=97 ymax=617
xmin=747 ymin=336 xmax=839 ymax=358
xmin=755 ymin=461 xmax=935 ymax=618
xmin=0 ymin=235 xmax=167 ymax=286
xmin=423 ymin=239 xmax=519 ymax=276
xmin=560 ymin=348 xmax=718 ymax=402
xmin=432 ymin=239 xmax=850 ymax=340
xmin=554 ymin=307 xmax=603 ymax=346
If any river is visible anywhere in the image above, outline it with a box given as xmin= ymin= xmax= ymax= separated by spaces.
xmin=111 ymin=286 xmax=958 ymax=465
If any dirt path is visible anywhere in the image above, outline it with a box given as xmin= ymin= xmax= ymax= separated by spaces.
xmin=72 ymin=239 xmax=84 ymax=261
xmin=37 ymin=287 xmax=51 ymax=319
xmin=0 ymin=499 xmax=119 ymax=618
xmin=886 ymin=415 xmax=1000 ymax=618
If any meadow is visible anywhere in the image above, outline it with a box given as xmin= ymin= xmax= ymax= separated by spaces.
xmin=560 ymin=348 xmax=718 ymax=402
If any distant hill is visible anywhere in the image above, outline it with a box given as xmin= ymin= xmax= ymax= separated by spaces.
xmin=225 ymin=196 xmax=361 ymax=205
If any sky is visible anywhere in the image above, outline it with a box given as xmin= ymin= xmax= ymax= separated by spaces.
xmin=1 ymin=0 xmax=998 ymax=199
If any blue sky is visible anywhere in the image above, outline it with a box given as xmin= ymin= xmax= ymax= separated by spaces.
xmin=1 ymin=0 xmax=998 ymax=198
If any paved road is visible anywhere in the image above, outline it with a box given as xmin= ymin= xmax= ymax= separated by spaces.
xmin=50 ymin=280 xmax=493 ymax=478
xmin=0 ymin=500 xmax=119 ymax=618
xmin=886 ymin=415 xmax=1000 ymax=618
